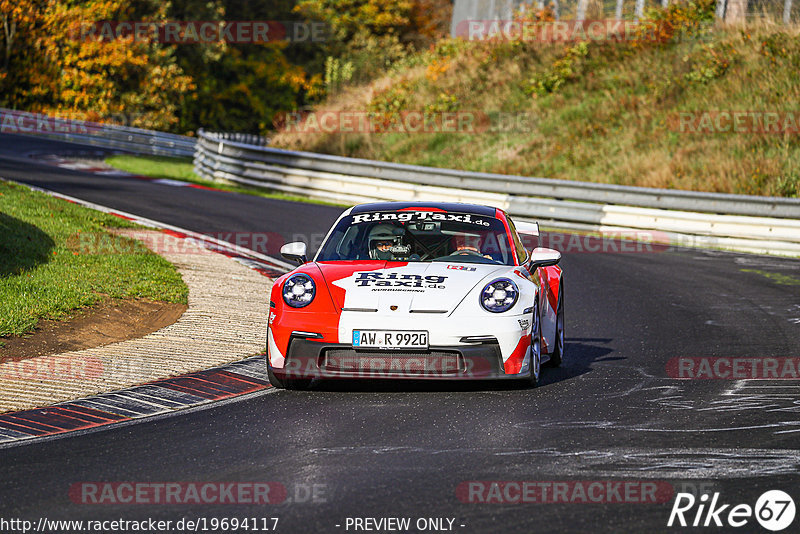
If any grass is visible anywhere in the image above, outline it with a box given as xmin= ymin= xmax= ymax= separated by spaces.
xmin=740 ymin=269 xmax=800 ymax=286
xmin=0 ymin=181 xmax=188 ymax=337
xmin=270 ymin=3 xmax=800 ymax=198
xmin=104 ymin=154 xmax=349 ymax=207
xmin=105 ymin=154 xmax=197 ymax=182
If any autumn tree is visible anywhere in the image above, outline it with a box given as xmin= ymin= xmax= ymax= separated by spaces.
xmin=0 ymin=0 xmax=194 ymax=131
xmin=168 ymin=0 xmax=318 ymax=133
xmin=294 ymin=0 xmax=452 ymax=89
xmin=1 ymin=1 xmax=453 ymax=135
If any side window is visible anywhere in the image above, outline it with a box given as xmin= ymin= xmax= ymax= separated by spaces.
xmin=506 ymin=217 xmax=528 ymax=265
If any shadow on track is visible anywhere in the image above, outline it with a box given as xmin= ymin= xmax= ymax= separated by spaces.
xmin=539 ymin=338 xmax=618 ymax=386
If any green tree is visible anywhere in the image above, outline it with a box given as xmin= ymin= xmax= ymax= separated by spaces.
xmin=168 ymin=0 xmax=319 ymax=133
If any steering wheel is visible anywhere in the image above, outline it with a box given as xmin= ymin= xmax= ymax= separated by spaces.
xmin=452 ymin=249 xmax=484 ymax=257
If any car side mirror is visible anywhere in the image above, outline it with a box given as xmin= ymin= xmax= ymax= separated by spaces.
xmin=529 ymin=247 xmax=561 ymax=268
xmin=280 ymin=241 xmax=308 ymax=265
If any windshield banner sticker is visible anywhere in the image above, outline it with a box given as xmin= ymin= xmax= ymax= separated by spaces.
xmin=351 ymin=211 xmax=491 ymax=227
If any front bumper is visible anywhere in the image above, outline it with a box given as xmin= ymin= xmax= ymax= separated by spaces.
xmin=272 ymin=338 xmax=525 ymax=380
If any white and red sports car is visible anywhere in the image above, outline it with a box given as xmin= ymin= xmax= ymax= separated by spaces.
xmin=267 ymin=202 xmax=564 ymax=389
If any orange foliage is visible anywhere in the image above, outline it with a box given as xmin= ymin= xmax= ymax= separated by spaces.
xmin=1 ymin=0 xmax=194 ymax=130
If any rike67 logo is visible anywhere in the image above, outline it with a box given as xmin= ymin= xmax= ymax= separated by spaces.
xmin=668 ymin=490 xmax=795 ymax=531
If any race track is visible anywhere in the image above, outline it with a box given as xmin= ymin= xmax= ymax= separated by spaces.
xmin=1 ymin=133 xmax=799 ymax=533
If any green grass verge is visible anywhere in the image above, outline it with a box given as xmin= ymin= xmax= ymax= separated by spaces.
xmin=0 ymin=181 xmax=188 ymax=337
xmin=104 ymin=154 xmax=348 ymax=207
xmin=740 ymin=269 xmax=800 ymax=286
xmin=104 ymin=154 xmax=198 ymax=182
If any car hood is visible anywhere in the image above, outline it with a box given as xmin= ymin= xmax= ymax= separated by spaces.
xmin=320 ymin=261 xmax=510 ymax=314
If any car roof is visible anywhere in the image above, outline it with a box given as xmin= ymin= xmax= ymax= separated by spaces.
xmin=350 ymin=201 xmax=499 ymax=217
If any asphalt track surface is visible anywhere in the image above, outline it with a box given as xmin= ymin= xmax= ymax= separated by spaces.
xmin=0 ymin=133 xmax=799 ymax=533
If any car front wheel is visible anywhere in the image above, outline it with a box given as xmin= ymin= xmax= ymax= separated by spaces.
xmin=525 ymin=300 xmax=542 ymax=388
xmin=266 ymin=355 xmax=312 ymax=390
xmin=545 ymin=283 xmax=564 ymax=368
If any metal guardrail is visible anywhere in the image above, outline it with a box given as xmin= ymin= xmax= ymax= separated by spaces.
xmin=0 ymin=108 xmax=196 ymax=157
xmin=9 ymin=110 xmax=795 ymax=255
xmin=207 ymin=131 xmax=270 ymax=146
xmin=195 ymin=131 xmax=800 ymax=219
xmin=195 ymin=129 xmax=800 ymax=257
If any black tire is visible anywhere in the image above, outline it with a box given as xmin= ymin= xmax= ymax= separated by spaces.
xmin=266 ymin=354 xmax=312 ymax=390
xmin=544 ymin=283 xmax=564 ymax=368
xmin=524 ymin=300 xmax=542 ymax=388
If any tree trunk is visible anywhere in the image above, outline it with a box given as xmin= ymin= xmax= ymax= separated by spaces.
xmin=715 ymin=0 xmax=727 ymax=20
xmin=2 ymin=15 xmax=15 ymax=71
xmin=576 ymin=0 xmax=589 ymax=21
xmin=724 ymin=0 xmax=748 ymax=22
xmin=634 ymin=0 xmax=645 ymax=20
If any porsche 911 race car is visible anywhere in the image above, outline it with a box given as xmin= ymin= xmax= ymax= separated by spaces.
xmin=267 ymin=202 xmax=564 ymax=389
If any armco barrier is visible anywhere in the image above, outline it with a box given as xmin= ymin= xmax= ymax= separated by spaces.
xmin=0 ymin=108 xmax=196 ymax=157
xmin=195 ymin=130 xmax=800 ymax=257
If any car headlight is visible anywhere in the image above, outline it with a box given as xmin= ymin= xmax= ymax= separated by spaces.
xmin=480 ymin=278 xmax=519 ymax=313
xmin=282 ymin=274 xmax=316 ymax=308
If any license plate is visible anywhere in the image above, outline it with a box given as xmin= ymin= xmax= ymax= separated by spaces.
xmin=352 ymin=330 xmax=429 ymax=350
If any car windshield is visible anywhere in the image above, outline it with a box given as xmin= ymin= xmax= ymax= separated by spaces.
xmin=315 ymin=210 xmax=515 ymax=265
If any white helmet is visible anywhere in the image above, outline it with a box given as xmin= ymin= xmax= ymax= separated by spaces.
xmin=368 ymin=224 xmax=403 ymax=260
